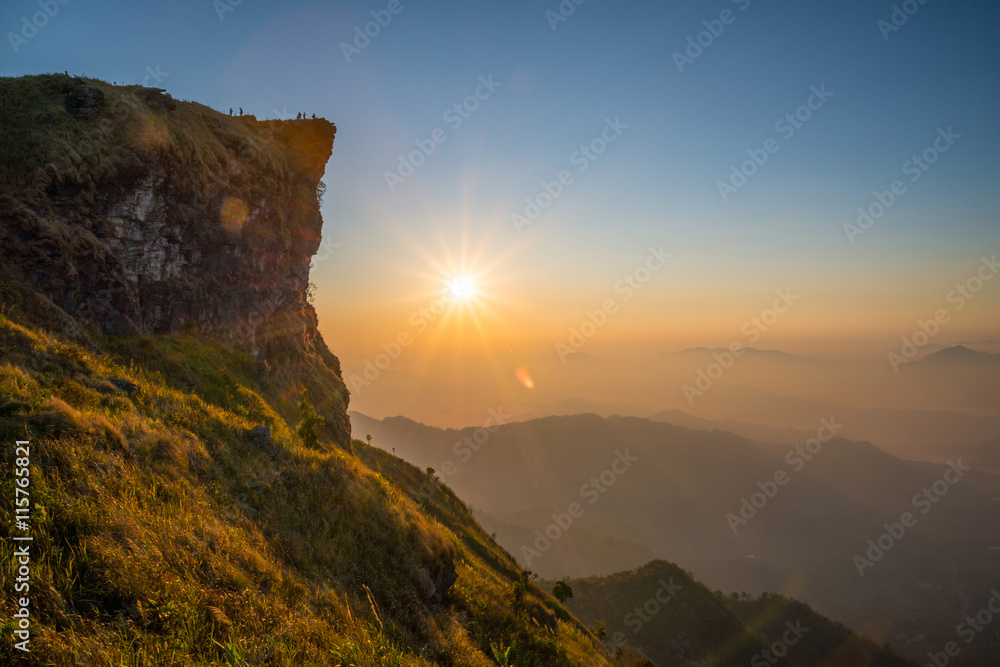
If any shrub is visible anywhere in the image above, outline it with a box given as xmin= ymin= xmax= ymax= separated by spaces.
xmin=295 ymin=388 xmax=325 ymax=450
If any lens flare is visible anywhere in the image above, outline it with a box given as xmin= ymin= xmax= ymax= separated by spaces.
xmin=220 ymin=196 xmax=249 ymax=233
xmin=516 ymin=367 xmax=535 ymax=389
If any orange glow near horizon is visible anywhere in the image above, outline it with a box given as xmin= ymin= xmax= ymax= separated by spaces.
xmin=313 ymin=212 xmax=999 ymax=428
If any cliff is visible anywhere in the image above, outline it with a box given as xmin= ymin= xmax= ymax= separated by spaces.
xmin=0 ymin=74 xmax=349 ymax=445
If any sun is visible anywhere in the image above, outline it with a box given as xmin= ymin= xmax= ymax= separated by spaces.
xmin=445 ymin=274 xmax=478 ymax=302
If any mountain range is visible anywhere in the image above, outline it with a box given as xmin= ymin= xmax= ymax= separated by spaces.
xmin=351 ymin=410 xmax=1000 ymax=665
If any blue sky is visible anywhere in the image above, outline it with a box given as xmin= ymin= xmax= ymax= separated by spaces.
xmin=3 ymin=0 xmax=999 ymax=359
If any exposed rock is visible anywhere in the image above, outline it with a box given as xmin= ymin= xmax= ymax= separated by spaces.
xmin=138 ymin=87 xmax=177 ymax=112
xmin=108 ymin=378 xmax=140 ymax=396
xmin=424 ymin=552 xmax=458 ymax=604
xmin=533 ymin=607 xmax=557 ymax=633
xmin=0 ymin=76 xmax=350 ymax=446
xmin=63 ymin=78 xmax=105 ymax=119
xmin=244 ymin=425 xmax=272 ymax=448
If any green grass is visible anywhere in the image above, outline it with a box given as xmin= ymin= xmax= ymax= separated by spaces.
xmin=0 ymin=314 xmax=612 ymax=665
xmin=0 ymin=74 xmax=294 ymax=201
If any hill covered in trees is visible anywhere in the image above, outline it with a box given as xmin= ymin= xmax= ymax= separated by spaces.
xmin=556 ymin=561 xmax=915 ymax=667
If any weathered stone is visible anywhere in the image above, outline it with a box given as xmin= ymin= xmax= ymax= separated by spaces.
xmin=138 ymin=87 xmax=177 ymax=111
xmin=64 ymin=78 xmax=105 ymax=119
xmin=244 ymin=425 xmax=272 ymax=448
xmin=0 ymin=82 xmax=351 ymax=446
xmin=108 ymin=378 xmax=140 ymax=396
xmin=425 ymin=553 xmax=458 ymax=604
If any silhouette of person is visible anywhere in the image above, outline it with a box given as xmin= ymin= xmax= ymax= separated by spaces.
xmin=229 ymin=108 xmax=233 ymax=115
xmin=239 ymin=107 xmax=243 ymax=116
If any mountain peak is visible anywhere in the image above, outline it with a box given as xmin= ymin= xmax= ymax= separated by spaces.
xmin=919 ymin=345 xmax=1000 ymax=364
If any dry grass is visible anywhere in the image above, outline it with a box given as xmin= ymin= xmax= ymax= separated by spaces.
xmin=0 ymin=314 xmax=611 ymax=666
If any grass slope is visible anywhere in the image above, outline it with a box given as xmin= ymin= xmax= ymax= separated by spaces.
xmin=0 ymin=312 xmax=608 ymax=665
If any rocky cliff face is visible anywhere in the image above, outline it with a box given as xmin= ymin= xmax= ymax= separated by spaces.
xmin=0 ymin=75 xmax=349 ymax=445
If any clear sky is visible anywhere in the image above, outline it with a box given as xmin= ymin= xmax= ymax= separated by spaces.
xmin=3 ymin=0 xmax=998 ymax=423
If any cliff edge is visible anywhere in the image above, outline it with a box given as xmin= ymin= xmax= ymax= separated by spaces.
xmin=0 ymin=74 xmax=349 ymax=445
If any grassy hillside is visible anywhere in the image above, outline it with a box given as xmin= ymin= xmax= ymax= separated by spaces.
xmin=554 ymin=561 xmax=776 ymax=666
xmin=0 ymin=73 xmax=293 ymax=201
xmin=0 ymin=312 xmax=607 ymax=665
xmin=557 ymin=561 xmax=916 ymax=667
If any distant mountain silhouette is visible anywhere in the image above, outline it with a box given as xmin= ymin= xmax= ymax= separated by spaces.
xmin=649 ymin=409 xmax=821 ymax=445
xmin=917 ymin=345 xmax=1000 ymax=365
xmin=883 ymin=436 xmax=1000 ymax=475
xmin=474 ymin=509 xmax=656 ymax=579
xmin=687 ymin=384 xmax=1000 ymax=446
xmin=355 ymin=410 xmax=1000 ymax=664
xmin=559 ymin=561 xmax=916 ymax=667
xmin=665 ymin=347 xmax=800 ymax=359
